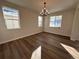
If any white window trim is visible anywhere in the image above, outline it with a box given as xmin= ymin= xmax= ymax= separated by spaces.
xmin=38 ymin=16 xmax=43 ymax=27
xmin=49 ymin=15 xmax=62 ymax=28
xmin=2 ymin=6 xmax=21 ymax=29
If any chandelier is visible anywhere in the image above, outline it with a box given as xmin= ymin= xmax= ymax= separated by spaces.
xmin=40 ymin=1 xmax=49 ymax=16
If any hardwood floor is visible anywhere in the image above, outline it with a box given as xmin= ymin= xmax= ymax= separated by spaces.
xmin=0 ymin=32 xmax=79 ymax=59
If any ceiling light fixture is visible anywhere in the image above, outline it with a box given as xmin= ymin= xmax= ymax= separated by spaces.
xmin=40 ymin=0 xmax=49 ymax=16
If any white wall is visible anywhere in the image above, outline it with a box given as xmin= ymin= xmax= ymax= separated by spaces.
xmin=0 ymin=1 xmax=42 ymax=44
xmin=44 ymin=9 xmax=75 ymax=37
xmin=71 ymin=4 xmax=79 ymax=41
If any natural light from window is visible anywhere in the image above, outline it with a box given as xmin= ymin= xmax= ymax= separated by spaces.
xmin=38 ymin=16 xmax=43 ymax=27
xmin=2 ymin=6 xmax=20 ymax=29
xmin=31 ymin=46 xmax=41 ymax=59
xmin=61 ymin=43 xmax=79 ymax=59
xmin=49 ymin=15 xmax=62 ymax=27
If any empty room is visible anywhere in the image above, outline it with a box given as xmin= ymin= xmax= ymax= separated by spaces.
xmin=0 ymin=0 xmax=79 ymax=59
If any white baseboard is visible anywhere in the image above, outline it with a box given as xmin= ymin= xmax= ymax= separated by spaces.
xmin=45 ymin=31 xmax=70 ymax=37
xmin=0 ymin=31 xmax=42 ymax=45
xmin=71 ymin=38 xmax=79 ymax=41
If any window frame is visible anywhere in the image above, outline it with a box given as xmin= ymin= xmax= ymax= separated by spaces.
xmin=38 ymin=16 xmax=43 ymax=27
xmin=49 ymin=15 xmax=62 ymax=28
xmin=2 ymin=6 xmax=21 ymax=30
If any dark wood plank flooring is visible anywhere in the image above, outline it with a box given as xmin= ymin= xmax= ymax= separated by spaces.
xmin=0 ymin=32 xmax=79 ymax=59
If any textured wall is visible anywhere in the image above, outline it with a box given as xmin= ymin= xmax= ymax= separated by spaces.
xmin=0 ymin=1 xmax=42 ymax=44
xmin=44 ymin=8 xmax=75 ymax=37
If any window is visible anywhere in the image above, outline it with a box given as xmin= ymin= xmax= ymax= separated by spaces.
xmin=38 ymin=16 xmax=43 ymax=27
xmin=2 ymin=6 xmax=20 ymax=29
xmin=49 ymin=15 xmax=62 ymax=27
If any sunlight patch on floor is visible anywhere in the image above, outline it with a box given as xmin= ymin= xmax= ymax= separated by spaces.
xmin=31 ymin=46 xmax=41 ymax=59
xmin=60 ymin=43 xmax=79 ymax=59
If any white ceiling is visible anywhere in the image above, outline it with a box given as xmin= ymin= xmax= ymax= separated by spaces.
xmin=6 ymin=0 xmax=79 ymax=13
